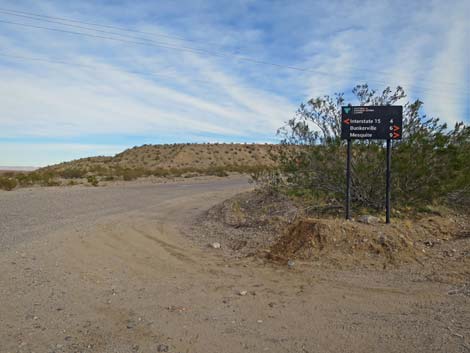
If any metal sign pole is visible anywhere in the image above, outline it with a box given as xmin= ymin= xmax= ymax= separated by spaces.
xmin=346 ymin=139 xmax=352 ymax=220
xmin=385 ymin=139 xmax=392 ymax=224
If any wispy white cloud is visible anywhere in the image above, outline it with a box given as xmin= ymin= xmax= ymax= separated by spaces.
xmin=299 ymin=0 xmax=469 ymax=122
xmin=0 ymin=0 xmax=468 ymax=166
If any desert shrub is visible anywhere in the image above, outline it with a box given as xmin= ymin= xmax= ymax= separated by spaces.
xmin=0 ymin=177 xmax=18 ymax=191
xmin=448 ymin=187 xmax=470 ymax=210
xmin=206 ymin=166 xmax=229 ymax=177
xmin=265 ymin=84 xmax=470 ymax=212
xmin=87 ymin=175 xmax=99 ymax=186
xmin=152 ymin=168 xmax=170 ymax=177
xmin=20 ymin=171 xmax=60 ymax=187
xmin=168 ymin=168 xmax=183 ymax=177
xmin=59 ymin=168 xmax=87 ymax=179
xmin=89 ymin=165 xmax=108 ymax=175
xmin=114 ymin=167 xmax=150 ymax=181
xmin=13 ymin=173 xmax=33 ymax=187
xmin=122 ymin=170 xmax=138 ymax=181
xmin=250 ymin=168 xmax=283 ymax=195
xmin=41 ymin=173 xmax=61 ymax=186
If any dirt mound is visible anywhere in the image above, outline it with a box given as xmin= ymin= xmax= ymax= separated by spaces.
xmin=207 ymin=190 xmax=297 ymax=229
xmin=189 ymin=191 xmax=298 ymax=258
xmin=193 ymin=189 xmax=470 ymax=273
xmin=268 ymin=217 xmax=466 ymax=268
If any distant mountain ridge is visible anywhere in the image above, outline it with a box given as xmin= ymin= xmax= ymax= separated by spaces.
xmin=0 ymin=166 xmax=37 ymax=172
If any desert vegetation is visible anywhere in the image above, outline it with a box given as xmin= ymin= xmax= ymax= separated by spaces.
xmin=195 ymin=85 xmax=469 ymax=272
xmin=252 ymin=84 xmax=470 ymax=215
xmin=0 ymin=144 xmax=278 ymax=191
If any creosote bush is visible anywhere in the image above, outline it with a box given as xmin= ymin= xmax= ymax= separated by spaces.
xmin=59 ymin=168 xmax=87 ymax=179
xmin=0 ymin=176 xmax=18 ymax=191
xmin=256 ymin=84 xmax=470 ymax=213
xmin=87 ymin=175 xmax=99 ymax=187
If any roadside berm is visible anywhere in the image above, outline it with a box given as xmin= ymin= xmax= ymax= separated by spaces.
xmin=194 ymin=191 xmax=470 ymax=274
xmin=268 ymin=217 xmax=468 ymax=269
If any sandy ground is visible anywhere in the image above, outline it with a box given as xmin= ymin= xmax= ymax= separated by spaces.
xmin=1 ymin=176 xmax=469 ymax=353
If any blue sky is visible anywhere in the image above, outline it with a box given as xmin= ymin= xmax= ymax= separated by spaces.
xmin=0 ymin=0 xmax=469 ymax=166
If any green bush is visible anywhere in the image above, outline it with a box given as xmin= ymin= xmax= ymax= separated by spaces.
xmin=206 ymin=166 xmax=229 ymax=177
xmin=59 ymin=168 xmax=87 ymax=179
xmin=87 ymin=175 xmax=99 ymax=186
xmin=0 ymin=177 xmax=18 ymax=191
xmin=266 ymin=84 xmax=470 ymax=213
xmin=113 ymin=167 xmax=150 ymax=181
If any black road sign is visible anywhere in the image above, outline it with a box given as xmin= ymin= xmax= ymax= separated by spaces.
xmin=341 ymin=106 xmax=403 ymax=140
xmin=341 ymin=105 xmax=404 ymax=223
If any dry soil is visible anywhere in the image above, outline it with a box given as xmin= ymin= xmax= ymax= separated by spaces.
xmin=1 ymin=177 xmax=469 ymax=353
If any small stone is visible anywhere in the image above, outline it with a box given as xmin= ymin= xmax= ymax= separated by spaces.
xmin=211 ymin=242 xmax=221 ymax=249
xmin=257 ymin=320 xmax=263 ymax=323
xmin=287 ymin=259 xmax=295 ymax=268
xmin=167 ymin=305 xmax=187 ymax=313
xmin=358 ymin=215 xmax=380 ymax=224
xmin=157 ymin=344 xmax=169 ymax=352
xmin=377 ymin=234 xmax=387 ymax=245
xmin=239 ymin=290 xmax=248 ymax=296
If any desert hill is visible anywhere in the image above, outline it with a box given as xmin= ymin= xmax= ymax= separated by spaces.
xmin=40 ymin=143 xmax=281 ymax=177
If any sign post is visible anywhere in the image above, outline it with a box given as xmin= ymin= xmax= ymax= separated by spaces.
xmin=386 ymin=139 xmax=392 ymax=224
xmin=346 ymin=139 xmax=352 ymax=220
xmin=341 ymin=106 xmax=403 ymax=223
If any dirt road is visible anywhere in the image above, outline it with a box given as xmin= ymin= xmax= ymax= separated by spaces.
xmin=1 ymin=177 xmax=469 ymax=353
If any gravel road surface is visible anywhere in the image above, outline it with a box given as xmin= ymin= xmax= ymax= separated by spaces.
xmin=0 ymin=177 xmax=250 ymax=249
xmin=1 ymin=177 xmax=469 ymax=353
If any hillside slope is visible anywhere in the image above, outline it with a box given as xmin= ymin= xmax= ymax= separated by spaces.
xmin=41 ymin=143 xmax=280 ymax=175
